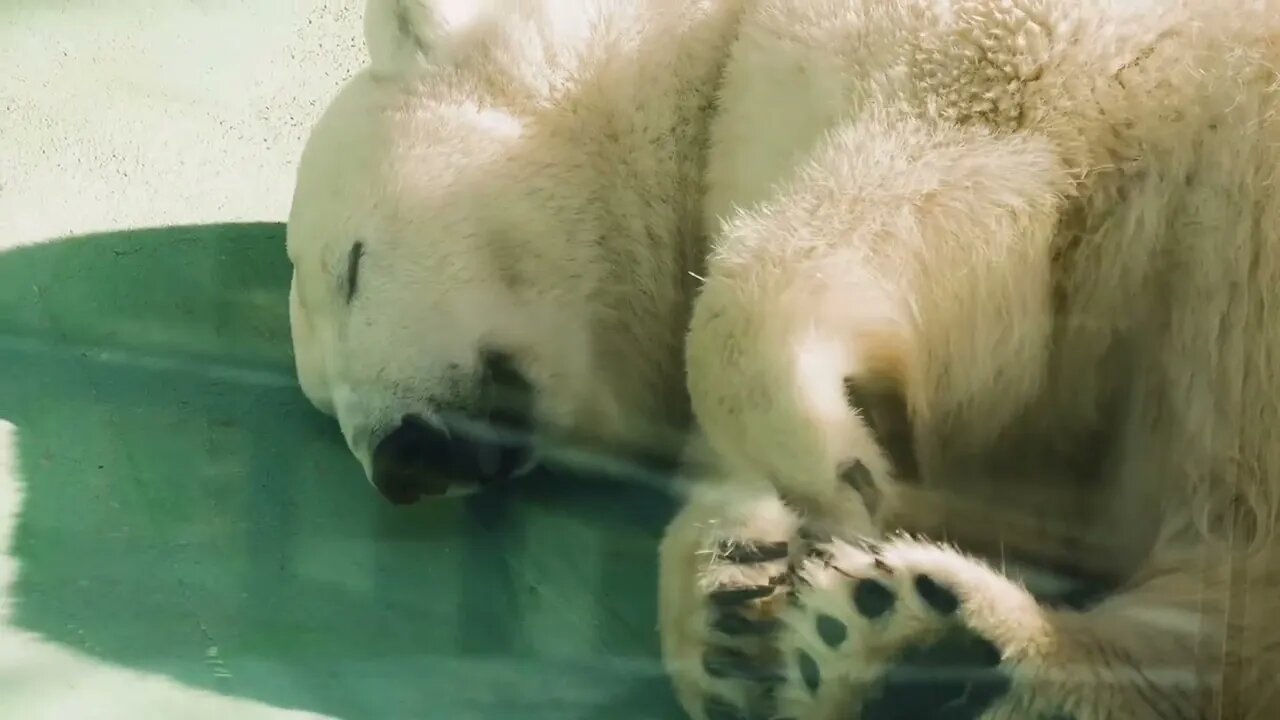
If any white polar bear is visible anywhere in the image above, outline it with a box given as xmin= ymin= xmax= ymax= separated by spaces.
xmin=287 ymin=0 xmax=742 ymax=499
xmin=660 ymin=0 xmax=1280 ymax=719
xmin=286 ymin=0 xmax=1280 ymax=718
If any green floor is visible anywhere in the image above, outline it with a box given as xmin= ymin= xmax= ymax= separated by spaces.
xmin=0 ymin=3 xmax=680 ymax=718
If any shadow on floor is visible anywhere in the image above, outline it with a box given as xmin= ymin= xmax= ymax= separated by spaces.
xmin=0 ymin=223 xmax=682 ymax=719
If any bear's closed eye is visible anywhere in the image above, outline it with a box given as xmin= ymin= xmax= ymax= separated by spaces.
xmin=344 ymin=241 xmax=365 ymax=304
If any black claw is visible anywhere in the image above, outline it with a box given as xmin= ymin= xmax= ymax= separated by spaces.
xmin=861 ymin=626 xmax=1008 ymax=720
xmin=703 ymin=696 xmax=744 ymax=720
xmin=855 ymin=538 xmax=889 ymax=567
xmin=797 ymin=648 xmax=822 ymax=693
xmin=711 ymin=610 xmax=778 ymax=637
xmin=839 ymin=459 xmax=881 ymax=515
xmin=853 ymin=579 xmax=896 ymax=619
xmin=702 ymin=646 xmax=754 ymax=679
xmin=797 ymin=528 xmax=834 ymax=566
xmin=703 ymin=645 xmax=785 ymax=684
xmin=710 ymin=583 xmax=778 ymax=607
xmin=720 ymin=540 xmax=790 ymax=564
xmin=805 ymin=543 xmax=834 ymax=563
xmin=914 ymin=575 xmax=960 ymax=615
xmin=815 ymin=613 xmax=848 ymax=648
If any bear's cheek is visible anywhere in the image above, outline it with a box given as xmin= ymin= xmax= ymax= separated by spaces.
xmin=289 ymin=284 xmax=337 ymax=415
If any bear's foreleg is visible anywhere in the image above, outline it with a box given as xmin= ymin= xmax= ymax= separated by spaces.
xmin=686 ymin=117 xmax=1070 ymax=528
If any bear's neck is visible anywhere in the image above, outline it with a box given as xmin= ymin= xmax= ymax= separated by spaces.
xmin=527 ymin=3 xmax=746 ymax=458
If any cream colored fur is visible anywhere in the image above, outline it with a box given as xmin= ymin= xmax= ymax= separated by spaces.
xmin=661 ymin=0 xmax=1280 ymax=718
xmin=287 ymin=0 xmax=1280 ymax=717
xmin=287 ymin=0 xmax=741 ymax=475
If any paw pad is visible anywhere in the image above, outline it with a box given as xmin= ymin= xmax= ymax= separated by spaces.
xmin=861 ymin=626 xmax=1008 ymax=720
xmin=796 ymin=648 xmax=822 ymax=693
xmin=853 ymin=578 xmax=896 ymax=619
xmin=914 ymin=574 xmax=959 ymax=615
xmin=815 ymin=613 xmax=848 ymax=648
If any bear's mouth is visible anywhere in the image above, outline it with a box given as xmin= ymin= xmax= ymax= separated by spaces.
xmin=368 ymin=411 xmax=537 ymax=503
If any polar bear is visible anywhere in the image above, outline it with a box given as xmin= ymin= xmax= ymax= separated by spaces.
xmin=286 ymin=0 xmax=743 ymax=499
xmin=287 ymin=0 xmax=1280 ymax=718
xmin=659 ymin=0 xmax=1280 ymax=719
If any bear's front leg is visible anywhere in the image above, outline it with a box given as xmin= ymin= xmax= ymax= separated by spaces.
xmin=686 ymin=117 xmax=1070 ymax=523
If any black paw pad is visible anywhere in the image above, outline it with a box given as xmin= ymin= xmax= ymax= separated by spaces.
xmin=815 ymin=613 xmax=848 ymax=648
xmin=719 ymin=540 xmax=790 ymax=564
xmin=796 ymin=648 xmax=822 ymax=693
xmin=853 ymin=579 xmax=896 ymax=619
xmin=861 ymin=626 xmax=1009 ymax=720
xmin=914 ymin=574 xmax=960 ymax=615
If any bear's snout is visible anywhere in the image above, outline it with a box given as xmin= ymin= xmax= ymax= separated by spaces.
xmin=369 ymin=412 xmax=535 ymax=504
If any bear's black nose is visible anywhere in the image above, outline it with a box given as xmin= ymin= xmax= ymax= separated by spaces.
xmin=370 ymin=415 xmax=453 ymax=504
xmin=369 ymin=412 xmax=534 ymax=504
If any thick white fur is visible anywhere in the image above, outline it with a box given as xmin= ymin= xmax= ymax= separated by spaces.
xmin=288 ymin=0 xmax=1280 ymax=717
xmin=661 ymin=0 xmax=1280 ymax=718
xmin=287 ymin=0 xmax=742 ymax=473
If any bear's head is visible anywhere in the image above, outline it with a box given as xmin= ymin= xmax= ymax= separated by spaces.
xmin=287 ymin=0 xmax=691 ymax=504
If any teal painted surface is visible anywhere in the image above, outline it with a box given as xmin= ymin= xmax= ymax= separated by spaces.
xmin=1 ymin=2 xmax=682 ymax=717
xmin=0 ymin=4 xmax=1111 ymax=716
xmin=0 ymin=226 xmax=680 ymax=719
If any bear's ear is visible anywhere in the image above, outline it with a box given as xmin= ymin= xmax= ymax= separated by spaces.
xmin=363 ymin=0 xmax=476 ymax=74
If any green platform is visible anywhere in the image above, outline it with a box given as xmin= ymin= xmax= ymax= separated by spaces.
xmin=0 ymin=3 xmax=680 ymax=718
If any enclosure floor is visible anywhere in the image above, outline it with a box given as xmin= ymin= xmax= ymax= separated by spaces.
xmin=0 ymin=3 xmax=679 ymax=718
